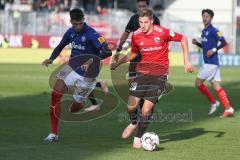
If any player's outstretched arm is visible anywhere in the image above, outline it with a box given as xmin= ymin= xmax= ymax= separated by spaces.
xmin=41 ymin=44 xmax=64 ymax=67
xmin=181 ymin=36 xmax=194 ymax=73
xmin=42 ymin=29 xmax=70 ymax=67
xmin=41 ymin=39 xmax=68 ymax=67
xmin=111 ymin=51 xmax=137 ymax=70
xmin=42 ymin=59 xmax=53 ymax=67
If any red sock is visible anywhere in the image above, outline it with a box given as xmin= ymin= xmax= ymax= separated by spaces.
xmin=197 ymin=84 xmax=216 ymax=104
xmin=50 ymin=90 xmax=63 ymax=134
xmin=216 ymin=88 xmax=230 ymax=109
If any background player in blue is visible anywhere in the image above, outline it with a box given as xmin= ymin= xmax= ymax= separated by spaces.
xmin=192 ymin=9 xmax=234 ymax=118
xmin=42 ymin=8 xmax=112 ymax=143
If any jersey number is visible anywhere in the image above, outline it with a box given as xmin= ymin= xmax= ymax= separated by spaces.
xmin=77 ymin=88 xmax=90 ymax=97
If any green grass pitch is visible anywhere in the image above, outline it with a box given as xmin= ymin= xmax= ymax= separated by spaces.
xmin=0 ymin=63 xmax=239 ymax=160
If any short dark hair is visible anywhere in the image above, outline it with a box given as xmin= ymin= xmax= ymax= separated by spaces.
xmin=139 ymin=9 xmax=153 ymax=19
xmin=137 ymin=0 xmax=150 ymax=5
xmin=202 ymin=9 xmax=214 ymax=18
xmin=70 ymin=8 xmax=84 ymax=21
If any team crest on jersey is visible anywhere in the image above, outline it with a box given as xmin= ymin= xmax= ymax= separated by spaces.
xmin=205 ymin=31 xmax=209 ymax=36
xmin=98 ymin=37 xmax=105 ymax=44
xmin=154 ymin=26 xmax=162 ymax=32
xmin=154 ymin=37 xmax=161 ymax=43
xmin=81 ymin=36 xmax=86 ymax=42
xmin=71 ymin=34 xmax=74 ymax=38
xmin=140 ymin=41 xmax=144 ymax=45
xmin=169 ymin=30 xmax=176 ymax=37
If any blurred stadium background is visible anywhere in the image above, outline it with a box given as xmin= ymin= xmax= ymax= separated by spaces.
xmin=0 ymin=0 xmax=240 ymax=66
xmin=0 ymin=1 xmax=240 ymax=160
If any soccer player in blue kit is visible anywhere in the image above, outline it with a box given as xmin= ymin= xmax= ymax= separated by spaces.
xmin=42 ymin=8 xmax=112 ymax=143
xmin=192 ymin=9 xmax=234 ymax=118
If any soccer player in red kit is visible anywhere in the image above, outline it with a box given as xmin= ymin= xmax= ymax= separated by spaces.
xmin=111 ymin=9 xmax=193 ymax=148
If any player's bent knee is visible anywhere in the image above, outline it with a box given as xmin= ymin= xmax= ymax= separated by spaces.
xmin=127 ymin=105 xmax=137 ymax=113
xmin=212 ymin=82 xmax=221 ymax=91
xmin=141 ymin=108 xmax=152 ymax=117
xmin=121 ymin=134 xmax=129 ymax=139
xmin=54 ymin=79 xmax=68 ymax=93
xmin=195 ymin=79 xmax=203 ymax=88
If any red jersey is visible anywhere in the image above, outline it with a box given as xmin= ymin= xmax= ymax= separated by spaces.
xmin=131 ymin=25 xmax=183 ymax=75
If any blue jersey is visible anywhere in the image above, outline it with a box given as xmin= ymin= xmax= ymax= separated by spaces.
xmin=50 ymin=23 xmax=108 ymax=77
xmin=200 ymin=24 xmax=225 ymax=65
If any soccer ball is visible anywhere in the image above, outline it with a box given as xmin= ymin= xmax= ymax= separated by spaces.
xmin=141 ymin=132 xmax=160 ymax=151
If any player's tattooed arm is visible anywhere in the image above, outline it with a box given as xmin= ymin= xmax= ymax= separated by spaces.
xmin=192 ymin=38 xmax=202 ymax=48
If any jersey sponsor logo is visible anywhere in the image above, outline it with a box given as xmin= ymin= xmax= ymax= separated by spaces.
xmin=154 ymin=26 xmax=163 ymax=32
xmin=71 ymin=42 xmax=86 ymax=50
xmin=201 ymin=37 xmax=208 ymax=42
xmin=169 ymin=30 xmax=175 ymax=37
xmin=142 ymin=46 xmax=162 ymax=52
xmin=81 ymin=36 xmax=86 ymax=42
xmin=98 ymin=36 xmax=105 ymax=44
xmin=154 ymin=37 xmax=161 ymax=43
